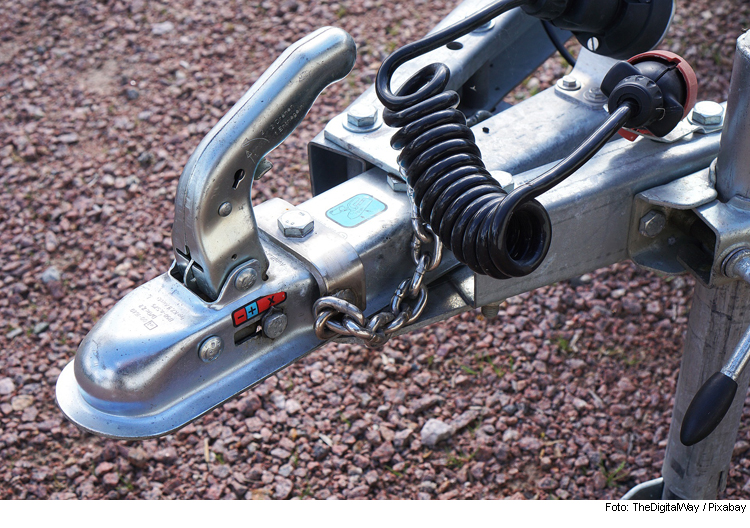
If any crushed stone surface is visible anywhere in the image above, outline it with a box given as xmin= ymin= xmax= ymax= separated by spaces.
xmin=2 ymin=0 xmax=750 ymax=499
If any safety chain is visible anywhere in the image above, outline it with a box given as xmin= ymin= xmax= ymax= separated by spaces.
xmin=313 ymin=191 xmax=443 ymax=348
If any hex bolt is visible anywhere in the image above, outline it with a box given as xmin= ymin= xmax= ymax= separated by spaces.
xmin=558 ymin=75 xmax=580 ymax=91
xmin=235 ymin=267 xmax=258 ymax=291
xmin=262 ymin=311 xmax=288 ymax=339
xmin=218 ymin=201 xmax=232 ymax=217
xmin=199 ymin=335 xmax=223 ymax=362
xmin=639 ymin=210 xmax=667 ymax=238
xmin=347 ymin=104 xmax=378 ymax=129
xmin=692 ymin=101 xmax=725 ymax=126
xmin=584 ymin=87 xmax=608 ymax=104
xmin=481 ymin=302 xmax=501 ymax=319
xmin=278 ymin=210 xmax=314 ymax=238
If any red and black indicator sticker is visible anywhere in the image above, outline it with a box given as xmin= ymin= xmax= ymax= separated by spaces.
xmin=232 ymin=292 xmax=287 ymax=327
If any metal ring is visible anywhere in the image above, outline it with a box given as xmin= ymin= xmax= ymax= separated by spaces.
xmin=368 ymin=312 xmax=395 ymax=334
xmin=314 ymin=309 xmax=338 ymax=340
xmin=406 ymin=285 xmax=428 ymax=324
xmin=391 ymin=279 xmax=410 ymax=314
xmin=344 ymin=318 xmax=374 ymax=341
xmin=313 ymin=297 xmax=366 ymax=327
xmin=408 ymin=255 xmax=429 ymax=298
xmin=384 ymin=309 xmax=411 ymax=335
xmin=423 ymin=225 xmax=443 ymax=272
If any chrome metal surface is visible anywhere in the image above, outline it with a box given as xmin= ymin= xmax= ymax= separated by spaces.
xmin=258 ymin=198 xmax=367 ymax=309
xmin=171 ymin=27 xmax=356 ymax=300
xmin=278 ymin=210 xmax=315 ymax=239
xmin=716 ymin=32 xmax=750 ymax=202
xmin=720 ymin=249 xmax=750 ymax=381
xmin=629 ymin=166 xmax=718 ymax=280
xmin=557 ymin=74 xmax=580 ymax=91
xmin=692 ymin=100 xmax=725 ymax=126
xmin=317 ymin=1 xmax=572 ymax=182
xmin=324 ymin=47 xmax=614 ymax=180
xmin=234 ymin=266 xmax=258 ymax=291
xmin=346 ymin=103 xmax=379 ymax=130
xmin=472 ymin=130 xmax=721 ymax=308
xmin=312 ymin=189 xmax=444 ymax=348
xmin=56 ymin=240 xmax=320 ymax=439
xmin=387 ymin=174 xmax=407 ymax=192
xmin=199 ymin=336 xmax=223 ymax=362
xmin=662 ymin=31 xmax=750 ymax=498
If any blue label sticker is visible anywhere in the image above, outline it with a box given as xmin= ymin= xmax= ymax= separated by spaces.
xmin=326 ymin=194 xmax=387 ymax=228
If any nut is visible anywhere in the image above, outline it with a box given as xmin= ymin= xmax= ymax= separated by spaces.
xmin=262 ymin=312 xmax=288 ymax=339
xmin=639 ymin=210 xmax=667 ymax=238
xmin=347 ymin=104 xmax=378 ymax=128
xmin=692 ymin=101 xmax=724 ymax=126
xmin=278 ymin=210 xmax=314 ymax=238
xmin=199 ymin=336 xmax=223 ymax=362
xmin=559 ymin=75 xmax=580 ymax=91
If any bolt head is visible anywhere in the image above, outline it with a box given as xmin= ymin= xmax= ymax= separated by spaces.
xmin=692 ymin=101 xmax=724 ymax=126
xmin=559 ymin=75 xmax=580 ymax=91
xmin=347 ymin=104 xmax=378 ymax=128
xmin=639 ymin=210 xmax=667 ymax=238
xmin=218 ymin=201 xmax=232 ymax=217
xmin=235 ymin=267 xmax=258 ymax=291
xmin=262 ymin=312 xmax=288 ymax=339
xmin=199 ymin=336 xmax=223 ymax=362
xmin=278 ymin=210 xmax=314 ymax=238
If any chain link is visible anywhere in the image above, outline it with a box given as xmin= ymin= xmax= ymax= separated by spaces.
xmin=313 ymin=192 xmax=442 ymax=348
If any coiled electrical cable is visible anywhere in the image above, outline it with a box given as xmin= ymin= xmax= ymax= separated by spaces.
xmin=376 ymin=0 xmax=634 ymax=279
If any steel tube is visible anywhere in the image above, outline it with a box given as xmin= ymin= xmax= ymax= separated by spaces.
xmin=662 ymin=30 xmax=750 ymax=499
xmin=716 ymin=32 xmax=750 ymax=202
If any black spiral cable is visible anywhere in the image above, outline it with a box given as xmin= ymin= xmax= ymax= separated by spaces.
xmin=375 ymin=0 xmax=634 ymax=279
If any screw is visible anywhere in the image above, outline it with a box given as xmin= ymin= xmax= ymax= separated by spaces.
xmin=639 ymin=210 xmax=667 ymax=238
xmin=587 ymin=37 xmax=599 ymax=52
xmin=262 ymin=312 xmax=288 ymax=339
xmin=278 ymin=210 xmax=314 ymax=238
xmin=481 ymin=302 xmax=501 ymax=319
xmin=584 ymin=87 xmax=607 ymax=104
xmin=235 ymin=267 xmax=258 ymax=291
xmin=347 ymin=104 xmax=378 ymax=128
xmin=559 ymin=75 xmax=580 ymax=91
xmin=692 ymin=101 xmax=724 ymax=126
xmin=199 ymin=335 xmax=223 ymax=362
xmin=218 ymin=202 xmax=232 ymax=217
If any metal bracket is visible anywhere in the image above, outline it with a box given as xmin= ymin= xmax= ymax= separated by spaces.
xmin=630 ymin=158 xmax=750 ymax=287
xmin=256 ymin=198 xmax=366 ymax=309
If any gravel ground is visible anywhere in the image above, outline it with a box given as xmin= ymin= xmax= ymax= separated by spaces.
xmin=2 ymin=0 xmax=750 ymax=500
